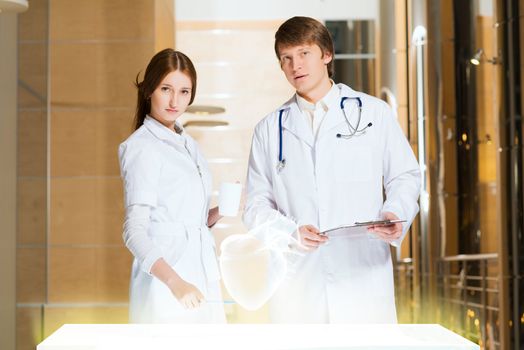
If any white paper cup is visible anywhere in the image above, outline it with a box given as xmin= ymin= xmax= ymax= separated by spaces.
xmin=218 ymin=183 xmax=242 ymax=217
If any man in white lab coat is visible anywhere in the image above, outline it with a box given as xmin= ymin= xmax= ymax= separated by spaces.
xmin=243 ymin=16 xmax=421 ymax=323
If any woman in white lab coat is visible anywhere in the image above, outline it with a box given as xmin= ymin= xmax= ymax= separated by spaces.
xmin=118 ymin=49 xmax=226 ymax=323
xmin=243 ymin=17 xmax=421 ymax=323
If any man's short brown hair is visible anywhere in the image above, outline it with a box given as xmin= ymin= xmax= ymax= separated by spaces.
xmin=274 ymin=16 xmax=335 ymax=77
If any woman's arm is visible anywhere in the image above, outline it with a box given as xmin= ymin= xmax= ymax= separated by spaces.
xmin=123 ymin=204 xmax=163 ymax=274
xmin=119 ymin=143 xmax=205 ymax=308
xmin=123 ymin=204 xmax=204 ymax=309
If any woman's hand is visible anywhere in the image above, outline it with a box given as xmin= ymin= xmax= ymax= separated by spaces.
xmin=151 ymin=258 xmax=205 ymax=309
xmin=167 ymin=275 xmax=205 ymax=309
xmin=207 ymin=206 xmax=222 ymax=228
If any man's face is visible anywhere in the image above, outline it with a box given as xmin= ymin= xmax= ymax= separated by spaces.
xmin=278 ymin=43 xmax=332 ymax=100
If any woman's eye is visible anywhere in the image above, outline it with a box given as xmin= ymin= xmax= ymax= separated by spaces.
xmin=181 ymin=90 xmax=190 ymax=95
xmin=161 ymin=86 xmax=171 ymax=93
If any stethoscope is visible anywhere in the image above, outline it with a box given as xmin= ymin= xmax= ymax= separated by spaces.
xmin=276 ymin=96 xmax=372 ymax=173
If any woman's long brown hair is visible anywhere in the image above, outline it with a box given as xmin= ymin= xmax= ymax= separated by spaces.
xmin=133 ymin=49 xmax=197 ymax=130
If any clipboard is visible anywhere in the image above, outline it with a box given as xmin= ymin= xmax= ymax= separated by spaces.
xmin=322 ymin=219 xmax=406 ymax=235
xmin=354 ymin=219 xmax=406 ymax=227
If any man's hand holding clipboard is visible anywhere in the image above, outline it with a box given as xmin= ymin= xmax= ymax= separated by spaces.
xmin=322 ymin=212 xmax=406 ymax=246
xmin=363 ymin=211 xmax=405 ymax=245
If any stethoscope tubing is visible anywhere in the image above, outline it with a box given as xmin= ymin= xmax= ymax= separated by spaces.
xmin=277 ymin=96 xmax=369 ymax=172
xmin=278 ymin=109 xmax=284 ymax=164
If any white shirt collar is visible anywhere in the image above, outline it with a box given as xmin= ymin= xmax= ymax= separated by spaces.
xmin=296 ymin=80 xmax=339 ymax=113
xmin=143 ymin=115 xmax=185 ymax=142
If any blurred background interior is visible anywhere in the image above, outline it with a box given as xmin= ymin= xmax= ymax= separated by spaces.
xmin=0 ymin=0 xmax=523 ymax=349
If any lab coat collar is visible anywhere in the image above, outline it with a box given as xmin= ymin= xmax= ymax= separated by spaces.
xmin=280 ymin=84 xmax=360 ymax=145
xmin=280 ymin=98 xmax=315 ymax=148
xmin=143 ymin=115 xmax=186 ymax=147
xmin=337 ymin=83 xmax=361 ymax=100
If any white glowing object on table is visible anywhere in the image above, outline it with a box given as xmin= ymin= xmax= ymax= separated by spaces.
xmin=219 ymin=213 xmax=297 ymax=310
xmin=219 ymin=234 xmax=288 ymax=310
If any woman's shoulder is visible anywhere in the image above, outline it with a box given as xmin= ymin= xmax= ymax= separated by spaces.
xmin=121 ymin=125 xmax=155 ymax=146
xmin=118 ymin=125 xmax=158 ymax=157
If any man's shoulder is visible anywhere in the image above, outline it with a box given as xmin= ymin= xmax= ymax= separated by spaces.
xmin=254 ymin=95 xmax=296 ymax=130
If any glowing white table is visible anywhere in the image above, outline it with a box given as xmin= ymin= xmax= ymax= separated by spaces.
xmin=37 ymin=324 xmax=480 ymax=350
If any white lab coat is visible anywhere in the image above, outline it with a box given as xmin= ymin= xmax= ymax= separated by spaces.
xmin=244 ymin=84 xmax=421 ymax=323
xmin=119 ymin=116 xmax=225 ymax=323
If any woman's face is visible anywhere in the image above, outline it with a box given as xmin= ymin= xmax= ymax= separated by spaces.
xmin=150 ymin=70 xmax=192 ymax=129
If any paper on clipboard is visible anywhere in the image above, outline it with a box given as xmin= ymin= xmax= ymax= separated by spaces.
xmin=321 ymin=224 xmax=369 ymax=238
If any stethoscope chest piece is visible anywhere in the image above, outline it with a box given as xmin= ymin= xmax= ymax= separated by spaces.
xmin=276 ymin=158 xmax=286 ymax=173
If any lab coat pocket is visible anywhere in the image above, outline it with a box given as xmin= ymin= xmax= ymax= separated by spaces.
xmin=333 ymin=145 xmax=373 ymax=183
xmin=149 ymin=222 xmax=189 ymax=267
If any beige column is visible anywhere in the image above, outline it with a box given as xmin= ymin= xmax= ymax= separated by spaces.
xmin=14 ymin=1 xmax=176 ymax=347
xmin=155 ymin=0 xmax=175 ymax=51
xmin=41 ymin=0 xmax=175 ymax=337
xmin=0 ymin=12 xmax=18 ymax=350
